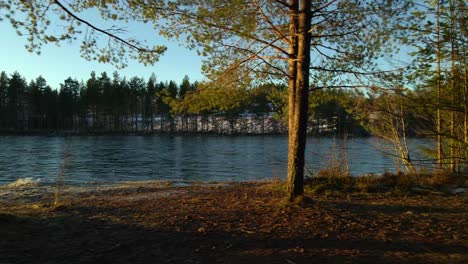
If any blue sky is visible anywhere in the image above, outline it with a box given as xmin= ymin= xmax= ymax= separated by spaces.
xmin=0 ymin=5 xmax=416 ymax=91
xmin=0 ymin=17 xmax=205 ymax=89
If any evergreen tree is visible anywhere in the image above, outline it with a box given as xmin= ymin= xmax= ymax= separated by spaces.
xmin=110 ymin=71 xmax=122 ymax=131
xmin=167 ymin=80 xmax=178 ymax=99
xmin=401 ymin=0 xmax=467 ymax=171
xmin=7 ymin=72 xmax=27 ymax=129
xmin=128 ymin=76 xmax=146 ymax=132
xmin=0 ymin=71 xmax=10 ymax=129
xmin=99 ymin=72 xmax=112 ymax=130
xmin=119 ymin=77 xmax=131 ymax=132
xmin=58 ymin=77 xmax=80 ymax=129
xmin=28 ymin=76 xmax=50 ymax=129
xmin=178 ymin=75 xmax=192 ymax=99
xmin=146 ymin=73 xmax=157 ymax=133
xmin=42 ymin=85 xmax=58 ymax=130
xmin=3 ymin=0 xmax=413 ymax=199
xmin=155 ymin=81 xmax=169 ymax=115
xmin=84 ymin=71 xmax=100 ymax=129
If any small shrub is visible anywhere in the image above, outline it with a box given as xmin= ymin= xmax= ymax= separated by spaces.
xmin=381 ymin=171 xmax=415 ymax=188
xmin=305 ymin=182 xmax=329 ymax=194
xmin=391 ymin=186 xmax=406 ymax=196
xmin=270 ymin=175 xmax=282 ymax=185
xmin=429 ymin=172 xmax=456 ymax=186
xmin=264 ymin=175 xmax=286 ymax=193
xmin=316 ymin=164 xmax=349 ymax=179
xmin=269 ymin=183 xmax=286 ymax=192
xmin=356 ymin=177 xmax=372 ymax=193
xmin=304 ymin=175 xmax=354 ymax=195
xmin=54 ymin=150 xmax=70 ymax=208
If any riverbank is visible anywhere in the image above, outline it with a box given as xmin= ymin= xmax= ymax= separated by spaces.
xmin=0 ymin=130 xmax=365 ymax=137
xmin=0 ymin=180 xmax=466 ymax=264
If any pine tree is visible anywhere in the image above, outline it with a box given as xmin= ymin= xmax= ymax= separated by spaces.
xmin=2 ymin=0 xmax=414 ymax=199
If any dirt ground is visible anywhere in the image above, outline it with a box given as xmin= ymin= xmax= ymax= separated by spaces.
xmin=0 ymin=181 xmax=467 ymax=264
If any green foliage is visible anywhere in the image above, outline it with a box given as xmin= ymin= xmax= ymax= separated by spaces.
xmin=0 ymin=72 xmax=9 ymax=123
xmin=2 ymin=0 xmax=414 ymax=90
xmin=59 ymin=77 xmax=81 ymax=119
xmin=0 ymin=69 xmax=191 ymax=131
xmin=0 ymin=0 xmax=167 ymax=68
xmin=178 ymin=75 xmax=194 ymax=99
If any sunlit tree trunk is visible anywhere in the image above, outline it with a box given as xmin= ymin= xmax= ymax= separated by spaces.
xmin=436 ymin=0 xmax=443 ymax=170
xmin=287 ymin=0 xmax=311 ymax=201
xmin=464 ymin=63 xmax=467 ymax=167
xmin=449 ymin=0 xmax=456 ymax=172
xmin=465 ymin=65 xmax=468 ymax=153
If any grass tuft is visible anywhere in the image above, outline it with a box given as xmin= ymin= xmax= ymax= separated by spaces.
xmin=54 ymin=150 xmax=70 ymax=208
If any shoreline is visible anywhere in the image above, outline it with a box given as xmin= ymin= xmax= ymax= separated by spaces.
xmin=1 ymin=176 xmax=466 ymax=207
xmin=0 ymin=130 xmax=370 ymax=137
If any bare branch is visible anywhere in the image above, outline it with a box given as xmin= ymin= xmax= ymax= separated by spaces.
xmin=313 ymin=43 xmax=347 ymax=55
xmin=273 ymin=0 xmax=290 ymax=8
xmin=312 ymin=0 xmax=339 ymax=14
xmin=310 ymin=85 xmax=374 ymax=90
xmin=253 ymin=0 xmax=289 ymax=44
xmin=310 ymin=66 xmax=404 ymax=76
xmin=313 ymin=46 xmax=336 ymax=61
xmin=169 ymin=7 xmax=291 ymax=58
xmin=217 ymin=37 xmax=289 ymax=80
xmin=53 ymin=0 xmax=158 ymax=53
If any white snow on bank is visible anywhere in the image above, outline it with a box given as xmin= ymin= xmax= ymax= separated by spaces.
xmin=5 ymin=178 xmax=41 ymax=188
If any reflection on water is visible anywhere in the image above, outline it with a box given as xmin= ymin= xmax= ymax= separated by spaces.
xmin=0 ymin=136 xmax=433 ymax=185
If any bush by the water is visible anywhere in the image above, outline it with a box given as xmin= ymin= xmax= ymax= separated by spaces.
xmin=301 ymin=171 xmax=467 ymax=195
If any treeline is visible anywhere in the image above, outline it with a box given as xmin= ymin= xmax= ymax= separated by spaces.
xmin=0 ymin=70 xmax=366 ymax=135
xmin=0 ymin=67 xmax=466 ymax=170
xmin=0 ymin=71 xmax=197 ymax=133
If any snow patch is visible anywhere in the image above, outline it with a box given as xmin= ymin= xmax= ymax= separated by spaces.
xmin=5 ymin=178 xmax=41 ymax=188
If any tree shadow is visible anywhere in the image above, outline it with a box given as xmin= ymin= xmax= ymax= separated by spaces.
xmin=317 ymin=199 xmax=466 ymax=215
xmin=1 ymin=203 xmax=467 ymax=264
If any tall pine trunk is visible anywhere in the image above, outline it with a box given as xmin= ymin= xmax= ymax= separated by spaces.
xmin=449 ymin=0 xmax=456 ymax=172
xmin=464 ymin=63 xmax=467 ymax=166
xmin=436 ymin=1 xmax=443 ymax=170
xmin=287 ymin=0 xmax=311 ymax=201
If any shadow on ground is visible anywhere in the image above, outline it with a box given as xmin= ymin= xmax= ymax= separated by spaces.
xmin=1 ymin=210 xmax=467 ymax=264
xmin=1 ymin=184 xmax=467 ymax=264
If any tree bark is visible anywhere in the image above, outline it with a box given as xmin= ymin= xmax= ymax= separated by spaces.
xmin=287 ymin=0 xmax=311 ymax=201
xmin=463 ymin=61 xmax=467 ymax=168
xmin=436 ymin=1 xmax=443 ymax=170
xmin=449 ymin=0 xmax=456 ymax=172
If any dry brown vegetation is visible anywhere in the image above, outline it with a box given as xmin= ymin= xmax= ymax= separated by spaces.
xmin=0 ymin=180 xmax=467 ymax=264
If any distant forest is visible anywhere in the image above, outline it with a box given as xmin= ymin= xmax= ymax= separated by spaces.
xmin=0 ymin=70 xmax=369 ymax=135
xmin=0 ymin=68 xmax=464 ymax=140
xmin=2 ymin=68 xmax=466 ymax=172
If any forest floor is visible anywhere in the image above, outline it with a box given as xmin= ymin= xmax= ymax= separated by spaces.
xmin=0 ymin=180 xmax=467 ymax=264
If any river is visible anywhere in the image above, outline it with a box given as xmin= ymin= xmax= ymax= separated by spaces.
xmin=0 ymin=136 xmax=434 ymax=185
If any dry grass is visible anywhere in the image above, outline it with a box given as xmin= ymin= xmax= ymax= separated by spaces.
xmin=54 ymin=151 xmax=70 ymax=208
xmin=302 ymin=171 xmax=466 ymax=196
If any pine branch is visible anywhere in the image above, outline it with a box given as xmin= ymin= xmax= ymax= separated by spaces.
xmin=53 ymin=0 xmax=158 ymax=53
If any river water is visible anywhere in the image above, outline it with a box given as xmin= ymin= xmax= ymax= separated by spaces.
xmin=0 ymin=136 xmax=434 ymax=185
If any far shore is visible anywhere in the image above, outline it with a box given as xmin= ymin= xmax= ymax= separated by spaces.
xmin=0 ymin=130 xmax=370 ymax=137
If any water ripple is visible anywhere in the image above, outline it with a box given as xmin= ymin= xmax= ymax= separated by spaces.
xmin=0 ymin=136 xmax=432 ymax=185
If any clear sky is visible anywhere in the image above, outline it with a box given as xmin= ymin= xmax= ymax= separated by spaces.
xmin=0 ymin=16 xmax=205 ymax=89
xmin=0 ymin=5 xmax=416 ymax=91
